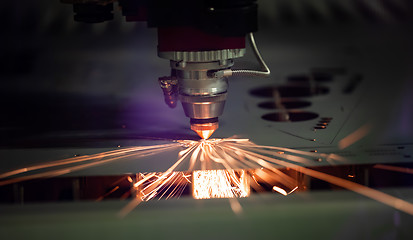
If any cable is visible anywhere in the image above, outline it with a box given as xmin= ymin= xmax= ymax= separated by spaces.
xmin=215 ymin=32 xmax=271 ymax=78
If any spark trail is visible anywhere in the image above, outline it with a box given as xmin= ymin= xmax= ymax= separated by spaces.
xmin=140 ymin=137 xmax=413 ymax=216
xmin=2 ymin=137 xmax=413 ymax=217
xmin=0 ymin=143 xmax=181 ymax=186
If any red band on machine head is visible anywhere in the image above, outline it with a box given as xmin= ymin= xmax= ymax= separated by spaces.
xmin=158 ymin=27 xmax=245 ymax=52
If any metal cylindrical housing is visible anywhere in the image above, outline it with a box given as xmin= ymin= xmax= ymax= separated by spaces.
xmin=179 ymin=94 xmax=227 ymax=119
xmin=178 ymin=76 xmax=228 ymax=96
xmin=172 ymin=61 xmax=232 ymax=96
xmin=158 ymin=43 xmax=243 ymax=129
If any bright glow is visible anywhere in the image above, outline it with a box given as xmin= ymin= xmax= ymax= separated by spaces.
xmin=197 ymin=130 xmax=214 ymax=140
xmin=127 ymin=176 xmax=133 ymax=183
xmin=272 ymin=186 xmax=298 ymax=196
xmin=192 ymin=169 xmax=250 ymax=199
xmin=272 ymin=186 xmax=288 ymax=196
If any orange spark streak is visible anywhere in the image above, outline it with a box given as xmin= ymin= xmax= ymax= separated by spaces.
xmin=0 ymin=144 xmax=177 ymax=179
xmin=127 ymin=176 xmax=133 ymax=183
xmin=243 ymin=150 xmax=413 ymax=216
xmin=133 ymin=172 xmax=191 ymax=201
xmin=229 ymin=141 xmax=347 ymax=163
xmin=253 ymin=168 xmax=297 ymax=190
xmin=272 ymin=186 xmax=298 ymax=196
xmin=0 ymin=148 xmax=119 ymax=179
xmin=117 ymin=137 xmax=413 ymax=216
xmin=176 ymin=138 xmax=413 ymax=216
xmin=0 ymin=144 xmax=180 ymax=186
xmin=133 ymin=173 xmax=157 ymax=188
xmin=224 ymin=143 xmax=320 ymax=165
xmin=338 ymin=124 xmax=372 ymax=149
xmin=96 ymin=186 xmax=119 ymax=201
xmin=229 ymin=197 xmax=243 ymax=215
xmin=374 ymin=164 xmax=413 ymax=174
xmin=5 ymin=136 xmax=411 ymax=217
xmin=188 ymin=143 xmax=202 ymax=171
xmin=272 ymin=186 xmax=288 ymax=196
xmin=0 ymin=151 xmax=144 ymax=186
xmin=118 ymin=198 xmax=142 ymax=218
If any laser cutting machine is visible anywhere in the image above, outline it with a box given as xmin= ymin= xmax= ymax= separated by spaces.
xmin=2 ymin=0 xmax=413 ymax=239
xmin=62 ymin=0 xmax=269 ymax=139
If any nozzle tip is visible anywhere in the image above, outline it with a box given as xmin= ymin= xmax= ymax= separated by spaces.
xmin=190 ymin=120 xmax=219 ymax=140
xmin=195 ymin=129 xmax=216 ymax=140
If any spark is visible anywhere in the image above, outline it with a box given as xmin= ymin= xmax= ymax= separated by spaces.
xmin=96 ymin=186 xmax=120 ymax=202
xmin=169 ymin=137 xmax=413 ymax=216
xmin=272 ymin=186 xmax=298 ymax=196
xmin=226 ymin=143 xmax=413 ymax=215
xmin=2 ymin=136 xmax=413 ymax=217
xmin=96 ymin=176 xmax=130 ymax=201
xmin=0 ymin=143 xmax=181 ymax=186
xmin=229 ymin=197 xmax=243 ymax=215
xmin=135 ymin=171 xmax=192 ymax=201
xmin=118 ymin=198 xmax=142 ymax=218
xmin=192 ymin=169 xmax=250 ymax=199
xmin=182 ymin=173 xmax=192 ymax=183
xmin=122 ymin=137 xmax=413 ymax=218
xmin=272 ymin=186 xmax=288 ymax=196
xmin=127 ymin=176 xmax=133 ymax=183
xmin=373 ymin=164 xmax=413 ymax=175
xmin=338 ymin=124 xmax=372 ymax=149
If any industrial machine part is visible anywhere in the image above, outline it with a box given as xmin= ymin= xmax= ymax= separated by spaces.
xmin=61 ymin=0 xmax=269 ymax=139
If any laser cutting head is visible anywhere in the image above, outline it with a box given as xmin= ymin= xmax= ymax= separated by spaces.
xmin=158 ymin=49 xmax=245 ymax=139
xmin=62 ymin=0 xmax=259 ymax=139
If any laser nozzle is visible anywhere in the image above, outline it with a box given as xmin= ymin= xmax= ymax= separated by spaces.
xmin=194 ymin=129 xmax=216 ymax=140
xmin=190 ymin=118 xmax=219 ymax=140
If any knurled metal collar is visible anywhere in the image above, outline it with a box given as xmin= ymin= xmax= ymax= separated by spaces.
xmin=158 ymin=49 xmax=246 ymax=62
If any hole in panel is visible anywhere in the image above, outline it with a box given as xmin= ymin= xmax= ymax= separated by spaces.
xmin=258 ymin=100 xmax=311 ymax=110
xmin=262 ymin=111 xmax=319 ymax=122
